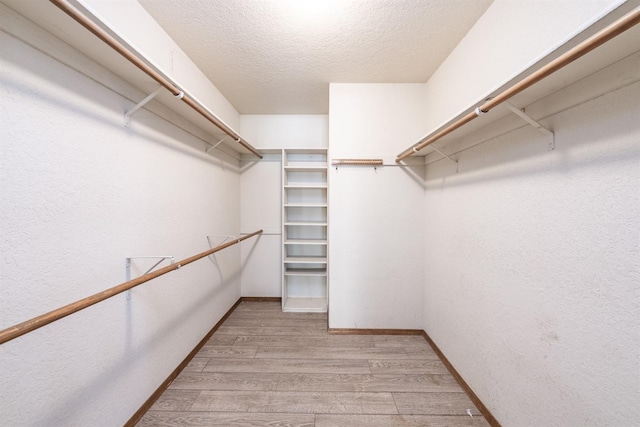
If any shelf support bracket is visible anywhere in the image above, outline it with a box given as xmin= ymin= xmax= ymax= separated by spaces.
xmin=504 ymin=102 xmax=555 ymax=151
xmin=430 ymin=145 xmax=459 ymax=172
xmin=125 ymin=255 xmax=175 ymax=299
xmin=124 ymin=87 xmax=163 ymax=127
xmin=206 ymin=136 xmax=228 ymax=154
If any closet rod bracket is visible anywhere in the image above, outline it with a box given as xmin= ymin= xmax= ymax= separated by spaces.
xmin=430 ymin=146 xmax=459 ymax=172
xmin=206 ymin=136 xmax=229 ymax=154
xmin=124 ymin=87 xmax=163 ymax=127
xmin=125 ymin=255 xmax=175 ymax=299
xmin=504 ymin=102 xmax=555 ymax=151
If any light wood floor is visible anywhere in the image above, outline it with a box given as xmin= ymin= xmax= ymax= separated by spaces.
xmin=137 ymin=301 xmax=490 ymax=426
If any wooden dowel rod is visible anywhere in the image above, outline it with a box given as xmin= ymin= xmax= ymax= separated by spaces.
xmin=332 ymin=159 xmax=384 ymax=166
xmin=0 ymin=230 xmax=262 ymax=345
xmin=49 ymin=0 xmax=263 ymax=159
xmin=396 ymin=6 xmax=640 ymax=162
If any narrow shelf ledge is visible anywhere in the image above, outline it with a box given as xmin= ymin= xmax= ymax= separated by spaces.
xmin=284 ymin=239 xmax=328 ymax=245
xmin=284 ymin=184 xmax=328 ymax=189
xmin=284 ymin=166 xmax=328 ymax=171
xmin=284 ymin=257 xmax=327 ymax=264
xmin=284 ymin=268 xmax=328 ymax=276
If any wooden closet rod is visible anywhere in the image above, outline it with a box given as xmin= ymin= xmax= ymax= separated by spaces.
xmin=396 ymin=6 xmax=640 ymax=162
xmin=0 ymin=230 xmax=263 ymax=345
xmin=49 ymin=0 xmax=263 ymax=159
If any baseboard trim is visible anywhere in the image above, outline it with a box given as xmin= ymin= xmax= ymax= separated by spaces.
xmin=328 ymin=328 xmax=423 ymax=335
xmin=124 ymin=297 xmax=243 ymax=426
xmin=240 ymin=296 xmax=282 ymax=302
xmin=421 ymin=331 xmax=501 ymax=427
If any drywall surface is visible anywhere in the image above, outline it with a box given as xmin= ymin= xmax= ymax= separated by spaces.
xmin=421 ymin=0 xmax=626 ymax=134
xmin=329 ymin=84 xmax=426 ymax=329
xmin=423 ymin=73 xmax=640 ymax=425
xmin=0 ymin=28 xmax=243 ymax=425
xmin=77 ymin=0 xmax=241 ymax=130
xmin=240 ymin=115 xmax=329 ymax=149
xmin=239 ymin=115 xmax=328 ymax=297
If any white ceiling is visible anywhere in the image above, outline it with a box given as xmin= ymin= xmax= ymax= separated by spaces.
xmin=138 ymin=0 xmax=493 ymax=114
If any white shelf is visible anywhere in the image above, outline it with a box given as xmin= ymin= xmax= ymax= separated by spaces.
xmin=284 ymin=166 xmax=328 ymax=172
xmin=284 ymin=239 xmax=327 ymax=245
xmin=282 ymin=297 xmax=327 ymax=313
xmin=284 ymin=203 xmax=327 ymax=208
xmin=285 ymin=268 xmax=327 ymax=276
xmin=284 ymin=221 xmax=327 ymax=227
xmin=284 ymin=257 xmax=327 ymax=264
xmin=284 ymin=184 xmax=328 ymax=189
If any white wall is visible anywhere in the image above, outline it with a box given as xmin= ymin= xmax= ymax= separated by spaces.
xmin=328 ymin=84 xmax=426 ymax=329
xmin=421 ymin=0 xmax=627 ymax=135
xmin=423 ymin=69 xmax=640 ymax=427
xmin=239 ymin=115 xmax=328 ymax=297
xmin=0 ymin=26 xmax=243 ymax=427
xmin=78 ymin=0 xmax=241 ymax=130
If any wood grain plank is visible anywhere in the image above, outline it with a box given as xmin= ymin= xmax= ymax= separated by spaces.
xmin=276 ymin=374 xmax=463 ymax=393
xmin=148 ymin=390 xmax=200 ymax=411
xmin=215 ymin=326 xmax=328 ymax=336
xmin=191 ymin=390 xmax=398 ymax=414
xmin=205 ymin=334 xmax=238 ymax=345
xmin=315 ymin=414 xmax=491 ymax=427
xmin=369 ymin=359 xmax=450 ymax=375
xmin=234 ymin=301 xmax=282 ymax=310
xmin=202 ymin=358 xmax=371 ymax=374
xmin=372 ymin=335 xmax=432 ymax=347
xmin=169 ymin=372 xmax=280 ymax=391
xmin=137 ymin=411 xmax=314 ymax=426
xmin=233 ymin=334 xmax=375 ymax=348
xmin=255 ymin=346 xmax=408 ymax=360
xmin=229 ymin=311 xmax=327 ymax=320
xmin=393 ymin=392 xmax=482 ymax=416
xmin=183 ymin=357 xmax=210 ymax=373
xmin=222 ymin=317 xmax=328 ymax=327
xmin=196 ymin=346 xmax=258 ymax=359
xmin=405 ymin=347 xmax=444 ymax=360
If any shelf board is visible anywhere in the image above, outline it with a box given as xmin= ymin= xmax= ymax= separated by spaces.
xmin=284 ymin=257 xmax=327 ymax=264
xmin=284 ymin=268 xmax=327 ymax=276
xmin=284 ymin=221 xmax=327 ymax=227
xmin=284 ymin=184 xmax=328 ymax=189
xmin=284 ymin=239 xmax=327 ymax=245
xmin=284 ymin=203 xmax=328 ymax=208
xmin=283 ymin=297 xmax=327 ymax=313
xmin=284 ymin=166 xmax=328 ymax=171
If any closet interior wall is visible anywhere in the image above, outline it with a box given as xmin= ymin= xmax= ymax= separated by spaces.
xmin=0 ymin=6 xmax=245 ymax=426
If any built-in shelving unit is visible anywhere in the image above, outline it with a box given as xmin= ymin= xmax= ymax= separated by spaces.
xmin=282 ymin=149 xmax=328 ymax=312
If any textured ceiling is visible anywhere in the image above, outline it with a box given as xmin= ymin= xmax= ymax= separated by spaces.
xmin=139 ymin=0 xmax=493 ymax=114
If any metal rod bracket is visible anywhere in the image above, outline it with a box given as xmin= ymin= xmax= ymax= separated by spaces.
xmin=125 ymin=256 xmax=175 ymax=299
xmin=504 ymin=102 xmax=555 ymax=151
xmin=206 ymin=136 xmax=229 ymax=154
xmin=124 ymin=87 xmax=163 ymax=127
xmin=430 ymin=145 xmax=459 ymax=172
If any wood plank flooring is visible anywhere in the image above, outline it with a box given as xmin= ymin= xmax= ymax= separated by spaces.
xmin=136 ymin=301 xmax=490 ymax=426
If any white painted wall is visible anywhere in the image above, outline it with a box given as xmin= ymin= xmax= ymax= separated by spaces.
xmin=239 ymin=115 xmax=328 ymax=297
xmin=421 ymin=0 xmax=627 ymax=135
xmin=0 ymin=26 xmax=243 ymax=427
xmin=77 ymin=0 xmax=241 ymax=130
xmin=328 ymin=84 xmax=426 ymax=329
xmin=423 ymin=69 xmax=640 ymax=427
